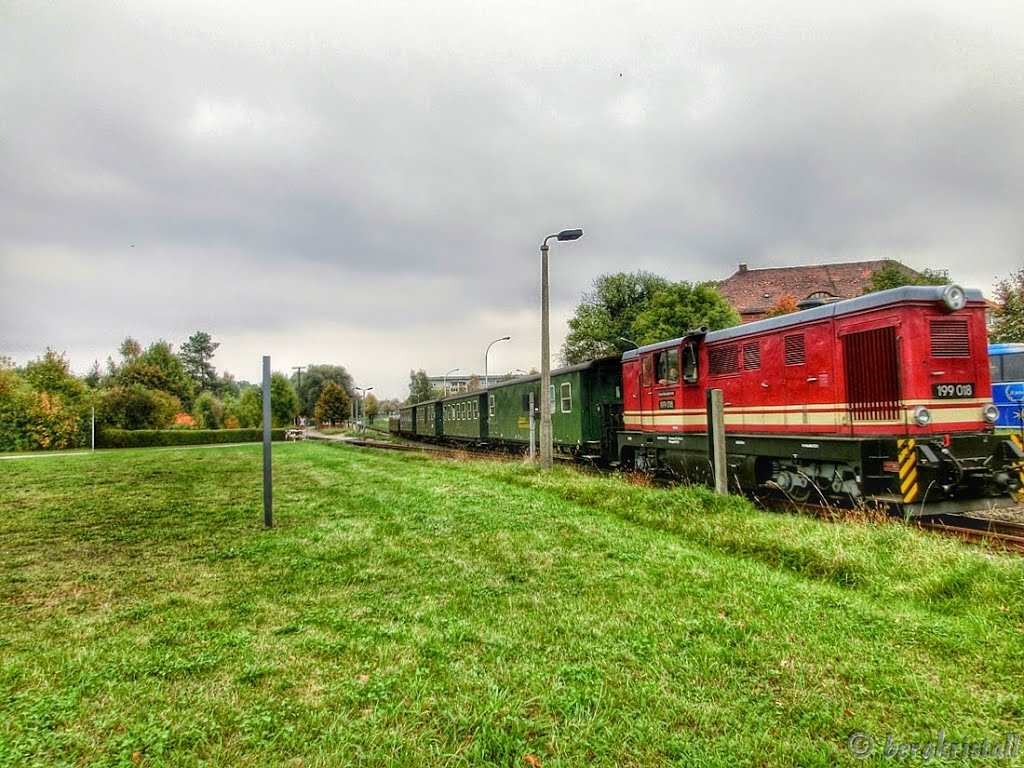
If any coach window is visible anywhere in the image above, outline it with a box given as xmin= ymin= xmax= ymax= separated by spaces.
xmin=682 ymin=344 xmax=698 ymax=384
xmin=657 ymin=349 xmax=679 ymax=385
xmin=550 ymin=384 xmax=556 ymax=410
xmin=489 ymin=395 xmax=495 ymax=416
xmin=641 ymin=355 xmax=653 ymax=387
xmin=560 ymin=382 xmax=572 ymax=413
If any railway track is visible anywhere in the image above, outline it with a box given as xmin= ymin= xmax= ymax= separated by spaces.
xmin=915 ymin=513 xmax=1024 ymax=553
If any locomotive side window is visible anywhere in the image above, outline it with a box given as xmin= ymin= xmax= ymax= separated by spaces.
xmin=656 ymin=349 xmax=680 ymax=384
xmin=560 ymin=382 xmax=572 ymax=413
xmin=641 ymin=355 xmax=653 ymax=387
xmin=489 ymin=395 xmax=495 ymax=416
xmin=708 ymin=344 xmax=739 ymax=376
xmin=682 ymin=344 xmax=698 ymax=384
xmin=784 ymin=334 xmax=806 ymax=366
xmin=930 ymin=320 xmax=970 ymax=357
xmin=743 ymin=342 xmax=761 ymax=370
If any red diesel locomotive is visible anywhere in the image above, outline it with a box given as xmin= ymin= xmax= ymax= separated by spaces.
xmin=617 ymin=284 xmax=1021 ymax=514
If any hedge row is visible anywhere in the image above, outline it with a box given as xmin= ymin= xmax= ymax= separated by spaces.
xmin=98 ymin=428 xmax=287 ymax=449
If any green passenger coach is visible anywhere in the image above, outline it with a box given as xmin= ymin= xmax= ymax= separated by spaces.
xmin=441 ymin=391 xmax=488 ymax=442
xmin=414 ymin=400 xmax=441 ymax=438
xmin=485 ymin=357 xmax=622 ymax=459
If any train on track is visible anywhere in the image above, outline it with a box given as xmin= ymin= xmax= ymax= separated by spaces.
xmin=393 ymin=284 xmax=1024 ymax=516
xmin=989 ymin=342 xmax=1024 ymax=431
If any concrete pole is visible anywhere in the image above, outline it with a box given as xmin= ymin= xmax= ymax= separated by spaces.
xmin=707 ymin=388 xmax=728 ymax=495
xmin=540 ymin=242 xmax=552 ymax=469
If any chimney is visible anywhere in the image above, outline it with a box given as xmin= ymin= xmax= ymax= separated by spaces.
xmin=738 ymin=263 xmax=748 ymax=274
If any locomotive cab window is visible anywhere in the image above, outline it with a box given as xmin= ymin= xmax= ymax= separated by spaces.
xmin=656 ymin=349 xmax=680 ymax=385
xmin=682 ymin=344 xmax=698 ymax=384
xmin=560 ymin=382 xmax=572 ymax=413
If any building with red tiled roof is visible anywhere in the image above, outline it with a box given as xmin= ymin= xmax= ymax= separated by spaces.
xmin=716 ymin=259 xmax=925 ymax=322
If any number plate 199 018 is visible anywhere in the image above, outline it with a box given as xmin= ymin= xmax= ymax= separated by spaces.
xmin=932 ymin=383 xmax=975 ymax=399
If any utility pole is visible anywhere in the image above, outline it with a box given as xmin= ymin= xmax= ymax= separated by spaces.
xmin=291 ymin=366 xmax=306 ymax=426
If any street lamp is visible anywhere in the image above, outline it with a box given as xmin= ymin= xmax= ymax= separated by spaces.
xmin=355 ymin=386 xmax=373 ymax=429
xmin=442 ymin=368 xmax=459 ymax=396
xmin=540 ymin=228 xmax=584 ymax=469
xmin=484 ymin=336 xmax=510 ymax=389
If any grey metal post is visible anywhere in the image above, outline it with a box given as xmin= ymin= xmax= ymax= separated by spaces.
xmin=262 ymin=356 xmax=273 ymax=527
xmin=528 ymin=391 xmax=536 ymax=462
xmin=707 ymin=388 xmax=728 ymax=494
xmin=91 ymin=407 xmax=95 ymax=452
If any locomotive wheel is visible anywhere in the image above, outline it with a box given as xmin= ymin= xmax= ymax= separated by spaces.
xmin=790 ymin=482 xmax=811 ymax=502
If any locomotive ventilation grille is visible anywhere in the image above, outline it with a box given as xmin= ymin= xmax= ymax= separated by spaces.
xmin=929 ymin=320 xmax=970 ymax=357
xmin=843 ymin=326 xmax=901 ymax=421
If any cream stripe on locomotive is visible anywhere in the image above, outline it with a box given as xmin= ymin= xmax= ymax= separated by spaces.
xmin=623 ymin=399 xmax=992 ymax=428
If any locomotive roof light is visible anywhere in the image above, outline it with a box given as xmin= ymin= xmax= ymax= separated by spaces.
xmin=912 ymin=405 xmax=932 ymax=427
xmin=941 ymin=284 xmax=967 ymax=312
xmin=982 ymin=403 xmax=1000 ymax=424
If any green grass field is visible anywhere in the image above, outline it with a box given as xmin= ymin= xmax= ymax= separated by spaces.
xmin=2 ymin=443 xmax=1023 ymax=767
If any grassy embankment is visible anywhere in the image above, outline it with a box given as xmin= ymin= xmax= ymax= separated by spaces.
xmin=1 ymin=442 xmax=1023 ymax=767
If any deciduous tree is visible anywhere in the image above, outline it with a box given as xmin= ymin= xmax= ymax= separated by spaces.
xmin=763 ymin=295 xmax=801 ymax=318
xmin=631 ymin=282 xmax=740 ymax=346
xmin=866 ymin=262 xmax=950 ymax=293
xmin=990 ymin=268 xmax=1024 ymax=343
xmin=116 ymin=341 xmax=195 ymax=410
xmin=314 ymin=381 xmax=352 ymax=425
xmin=561 ymin=271 xmax=671 ymax=364
xmin=294 ymin=364 xmax=354 ymax=417
xmin=407 ymin=369 xmax=433 ymax=404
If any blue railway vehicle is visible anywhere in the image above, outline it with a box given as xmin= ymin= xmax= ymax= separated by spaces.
xmin=989 ymin=343 xmax=1024 ymax=430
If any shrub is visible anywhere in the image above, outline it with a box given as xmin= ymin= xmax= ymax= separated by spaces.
xmin=98 ymin=385 xmax=181 ymax=430
xmin=96 ymin=428 xmax=287 ymax=449
xmin=192 ymin=391 xmax=224 ymax=429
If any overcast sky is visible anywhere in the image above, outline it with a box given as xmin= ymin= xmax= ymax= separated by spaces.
xmin=2 ymin=1 xmax=1022 ymax=399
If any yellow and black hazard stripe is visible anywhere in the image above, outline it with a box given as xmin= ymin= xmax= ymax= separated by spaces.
xmin=1011 ymin=434 xmax=1024 ymax=497
xmin=897 ymin=438 xmax=919 ymax=504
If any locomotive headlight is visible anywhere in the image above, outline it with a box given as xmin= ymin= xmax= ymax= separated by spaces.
xmin=982 ymin=403 xmax=999 ymax=424
xmin=912 ymin=405 xmax=932 ymax=427
xmin=941 ymin=284 xmax=967 ymax=312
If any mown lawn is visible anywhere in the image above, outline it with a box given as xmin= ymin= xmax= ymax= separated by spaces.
xmin=1 ymin=442 xmax=1022 ymax=767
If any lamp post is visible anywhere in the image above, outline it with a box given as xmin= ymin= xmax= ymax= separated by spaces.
xmin=355 ymin=386 xmax=373 ymax=429
xmin=484 ymin=336 xmax=510 ymax=389
xmin=540 ymin=228 xmax=583 ymax=469
xmin=442 ymin=368 xmax=459 ymax=397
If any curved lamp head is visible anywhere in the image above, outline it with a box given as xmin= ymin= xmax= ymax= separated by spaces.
xmin=557 ymin=229 xmax=583 ymax=241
